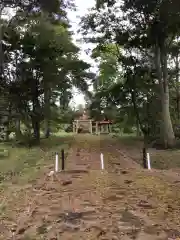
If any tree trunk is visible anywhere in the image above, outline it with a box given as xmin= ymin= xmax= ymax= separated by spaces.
xmin=32 ymin=80 xmax=40 ymax=144
xmin=4 ymin=101 xmax=12 ymax=142
xmin=32 ymin=117 xmax=40 ymax=143
xmin=4 ymin=122 xmax=9 ymax=141
xmin=0 ymin=6 xmax=3 ymax=79
xmin=15 ymin=118 xmax=21 ymax=140
xmin=44 ymin=84 xmax=51 ymax=138
xmin=131 ymin=90 xmax=147 ymax=135
xmin=130 ymin=89 xmax=149 ymax=147
xmin=155 ymin=44 xmax=175 ymax=148
xmin=44 ymin=122 xmax=50 ymax=138
xmin=136 ymin=119 xmax=141 ymax=136
xmin=175 ymin=55 xmax=180 ymax=120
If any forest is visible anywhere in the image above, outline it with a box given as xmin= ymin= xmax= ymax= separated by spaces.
xmin=1 ymin=1 xmax=180 ymax=239
xmin=1 ymin=0 xmax=180 ymax=149
xmin=0 ymin=0 xmax=93 ymax=145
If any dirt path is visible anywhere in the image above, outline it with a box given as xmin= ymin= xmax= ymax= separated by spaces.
xmin=2 ymin=135 xmax=180 ymax=239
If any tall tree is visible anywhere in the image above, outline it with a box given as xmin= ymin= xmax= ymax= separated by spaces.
xmin=81 ymin=0 xmax=180 ymax=147
xmin=0 ymin=0 xmax=93 ymax=143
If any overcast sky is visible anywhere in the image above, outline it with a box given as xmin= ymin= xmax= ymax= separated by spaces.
xmin=68 ymin=0 xmax=96 ymax=108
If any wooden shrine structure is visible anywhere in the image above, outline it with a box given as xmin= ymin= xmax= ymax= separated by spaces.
xmin=96 ymin=120 xmax=113 ymax=134
xmin=73 ymin=111 xmax=112 ymax=134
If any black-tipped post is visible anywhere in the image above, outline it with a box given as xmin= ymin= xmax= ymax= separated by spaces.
xmin=61 ymin=149 xmax=65 ymax=170
xmin=143 ymin=147 xmax=147 ymax=169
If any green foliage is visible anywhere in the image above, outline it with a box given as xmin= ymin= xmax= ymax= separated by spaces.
xmin=0 ymin=1 xmax=93 ymax=143
xmin=81 ymin=0 xmax=180 ymax=147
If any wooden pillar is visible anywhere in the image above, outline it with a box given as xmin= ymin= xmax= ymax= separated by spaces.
xmin=76 ymin=120 xmax=79 ymax=134
xmin=73 ymin=122 xmax=75 ymax=133
xmin=88 ymin=120 xmax=90 ymax=134
xmin=103 ymin=124 xmax=105 ymax=133
xmin=96 ymin=122 xmax=98 ymax=135
xmin=89 ymin=120 xmax=91 ymax=134
xmin=109 ymin=124 xmax=112 ymax=133
xmin=106 ymin=124 xmax=108 ymax=133
xmin=90 ymin=120 xmax=93 ymax=134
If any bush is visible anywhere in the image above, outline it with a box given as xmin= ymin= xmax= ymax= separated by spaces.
xmin=123 ymin=127 xmax=133 ymax=134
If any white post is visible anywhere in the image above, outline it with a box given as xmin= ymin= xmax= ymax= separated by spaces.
xmin=55 ymin=153 xmax=59 ymax=172
xmin=147 ymin=152 xmax=151 ymax=170
xmin=100 ymin=153 xmax=104 ymax=170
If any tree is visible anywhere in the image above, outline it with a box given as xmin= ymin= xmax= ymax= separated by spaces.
xmin=81 ymin=0 xmax=180 ymax=148
xmin=0 ymin=0 xmax=93 ymax=144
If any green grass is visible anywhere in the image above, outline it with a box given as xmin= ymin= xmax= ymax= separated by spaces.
xmin=114 ymin=134 xmax=143 ymax=145
xmin=111 ymin=132 xmax=139 ymax=138
xmin=150 ymin=149 xmax=180 ymax=170
xmin=0 ymin=134 xmax=73 ymax=187
xmin=0 ymin=133 xmax=73 ymax=230
xmin=113 ymin=135 xmax=180 ymax=170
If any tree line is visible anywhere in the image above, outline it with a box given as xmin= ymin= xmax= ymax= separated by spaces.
xmin=0 ymin=0 xmax=93 ymax=144
xmin=1 ymin=0 xmax=180 ymax=149
xmin=81 ymin=0 xmax=180 ymax=148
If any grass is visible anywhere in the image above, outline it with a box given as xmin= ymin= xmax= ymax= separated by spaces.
xmin=115 ymin=134 xmax=143 ymax=145
xmin=0 ymin=134 xmax=73 ymax=187
xmin=150 ymin=149 xmax=180 ymax=169
xmin=114 ymin=134 xmax=180 ymax=170
xmin=0 ymin=133 xmax=74 ymax=232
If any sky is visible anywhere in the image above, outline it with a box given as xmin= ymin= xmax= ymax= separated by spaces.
xmin=68 ymin=0 xmax=96 ymax=108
